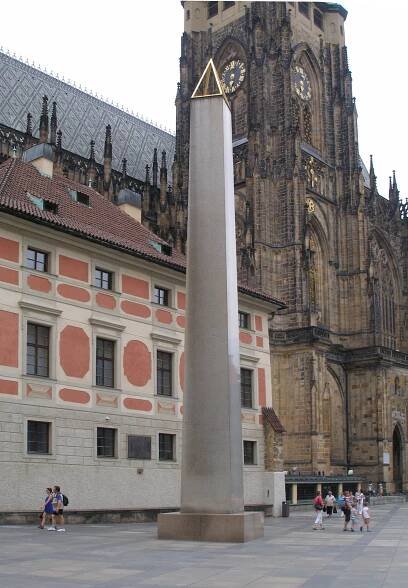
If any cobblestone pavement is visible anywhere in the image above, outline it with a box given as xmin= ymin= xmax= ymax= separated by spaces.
xmin=0 ymin=504 xmax=407 ymax=587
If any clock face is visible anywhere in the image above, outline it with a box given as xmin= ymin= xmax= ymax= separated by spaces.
xmin=221 ymin=59 xmax=246 ymax=94
xmin=293 ymin=65 xmax=312 ymax=101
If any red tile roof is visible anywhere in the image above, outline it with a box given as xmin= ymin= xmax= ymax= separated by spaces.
xmin=262 ymin=407 xmax=286 ymax=433
xmin=0 ymin=157 xmax=285 ymax=309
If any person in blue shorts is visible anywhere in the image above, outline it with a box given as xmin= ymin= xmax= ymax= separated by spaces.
xmin=39 ymin=488 xmax=54 ymax=530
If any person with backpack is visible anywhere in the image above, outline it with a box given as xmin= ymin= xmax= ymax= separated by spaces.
xmin=52 ymin=485 xmax=66 ymax=532
xmin=313 ymin=490 xmax=324 ymax=530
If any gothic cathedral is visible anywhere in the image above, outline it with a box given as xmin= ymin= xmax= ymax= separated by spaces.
xmin=173 ymin=1 xmax=408 ymax=492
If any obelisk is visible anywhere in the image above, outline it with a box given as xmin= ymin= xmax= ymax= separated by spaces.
xmin=158 ymin=61 xmax=264 ymax=542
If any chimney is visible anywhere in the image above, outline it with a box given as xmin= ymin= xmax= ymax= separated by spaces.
xmin=117 ymin=188 xmax=142 ymax=223
xmin=22 ymin=143 xmax=54 ymax=178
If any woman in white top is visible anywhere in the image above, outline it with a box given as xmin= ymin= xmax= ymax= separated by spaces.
xmin=360 ymin=504 xmax=371 ymax=532
xmin=355 ymin=490 xmax=365 ymax=515
xmin=324 ymin=491 xmax=336 ymax=518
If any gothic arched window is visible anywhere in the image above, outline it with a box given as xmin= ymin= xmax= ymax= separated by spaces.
xmin=303 ymin=105 xmax=312 ymax=144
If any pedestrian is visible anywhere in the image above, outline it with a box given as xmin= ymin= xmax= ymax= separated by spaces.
xmin=39 ymin=487 xmax=54 ymax=530
xmin=337 ymin=491 xmax=345 ymax=517
xmin=350 ymin=503 xmax=358 ymax=532
xmin=313 ymin=491 xmax=324 ymax=530
xmin=355 ymin=489 xmax=365 ymax=515
xmin=342 ymin=490 xmax=352 ymax=531
xmin=360 ymin=502 xmax=371 ymax=532
xmin=52 ymin=485 xmax=66 ymax=532
xmin=324 ymin=490 xmax=335 ymax=518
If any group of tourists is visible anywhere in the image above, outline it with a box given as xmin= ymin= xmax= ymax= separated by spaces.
xmin=38 ymin=485 xmax=68 ymax=532
xmin=313 ymin=489 xmax=371 ymax=532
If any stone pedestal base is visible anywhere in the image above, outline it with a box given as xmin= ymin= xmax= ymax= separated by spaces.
xmin=157 ymin=511 xmax=264 ymax=543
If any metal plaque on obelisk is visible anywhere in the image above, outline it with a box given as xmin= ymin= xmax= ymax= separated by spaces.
xmin=157 ymin=61 xmax=264 ymax=542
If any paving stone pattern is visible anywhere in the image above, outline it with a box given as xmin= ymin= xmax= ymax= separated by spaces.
xmin=0 ymin=504 xmax=407 ymax=587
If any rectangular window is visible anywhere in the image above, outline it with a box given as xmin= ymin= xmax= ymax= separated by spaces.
xmin=240 ymin=368 xmax=253 ymax=408
xmin=95 ymin=267 xmax=113 ymax=291
xmin=96 ymin=338 xmax=115 ymax=388
xmin=299 ymin=2 xmax=310 ymax=17
xmin=26 ymin=247 xmax=48 ymax=272
xmin=97 ymin=427 xmax=116 ymax=458
xmin=208 ymin=1 xmax=218 ymax=18
xmin=243 ymin=440 xmax=256 ymax=465
xmin=128 ymin=435 xmax=152 ymax=459
xmin=223 ymin=1 xmax=234 ymax=9
xmin=157 ymin=351 xmax=173 ymax=397
xmin=27 ymin=420 xmax=50 ymax=454
xmin=159 ymin=433 xmax=175 ymax=461
xmin=27 ymin=323 xmax=50 ymax=377
xmin=313 ymin=9 xmax=323 ymax=30
xmin=238 ymin=311 xmax=250 ymax=329
xmin=154 ymin=286 xmax=169 ymax=306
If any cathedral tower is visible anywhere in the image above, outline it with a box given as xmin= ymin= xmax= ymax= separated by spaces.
xmin=175 ymin=2 xmax=408 ymax=492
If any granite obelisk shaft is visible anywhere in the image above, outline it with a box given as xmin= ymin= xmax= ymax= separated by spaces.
xmin=158 ymin=73 xmax=263 ymax=540
xmin=180 ymin=94 xmax=244 ymax=514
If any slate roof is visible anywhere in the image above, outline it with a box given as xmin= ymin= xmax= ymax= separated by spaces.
xmin=0 ymin=50 xmax=176 ymax=181
xmin=0 ymin=157 xmax=286 ymax=310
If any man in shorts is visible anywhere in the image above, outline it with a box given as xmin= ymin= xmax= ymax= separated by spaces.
xmin=53 ymin=485 xmax=65 ymax=532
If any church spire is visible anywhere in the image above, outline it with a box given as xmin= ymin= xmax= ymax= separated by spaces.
xmin=389 ymin=169 xmax=400 ymax=204
xmin=87 ymin=139 xmax=96 ymax=187
xmin=24 ymin=112 xmax=33 ymax=149
xmin=120 ymin=158 xmax=128 ymax=189
xmin=142 ymin=164 xmax=151 ymax=224
xmin=50 ymin=101 xmax=57 ymax=145
xmin=103 ymin=125 xmax=112 ymax=197
xmin=39 ymin=95 xmax=49 ymax=144
xmin=152 ymin=148 xmax=158 ymax=188
xmin=369 ymin=154 xmax=377 ymax=192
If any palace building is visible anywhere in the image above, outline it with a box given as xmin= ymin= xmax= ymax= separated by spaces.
xmin=0 ymin=2 xmax=407 ymax=513
xmin=0 ymin=142 xmax=285 ymax=515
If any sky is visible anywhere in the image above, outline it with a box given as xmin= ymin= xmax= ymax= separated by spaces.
xmin=1 ymin=0 xmax=405 ymax=197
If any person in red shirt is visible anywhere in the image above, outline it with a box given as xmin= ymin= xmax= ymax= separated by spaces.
xmin=313 ymin=491 xmax=324 ymax=530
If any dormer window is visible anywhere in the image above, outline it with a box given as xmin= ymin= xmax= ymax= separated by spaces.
xmin=69 ymin=189 xmax=90 ymax=206
xmin=28 ymin=193 xmax=58 ymax=214
xmin=149 ymin=240 xmax=172 ymax=256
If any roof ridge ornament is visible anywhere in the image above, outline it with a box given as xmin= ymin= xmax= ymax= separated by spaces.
xmin=191 ymin=59 xmax=229 ymax=105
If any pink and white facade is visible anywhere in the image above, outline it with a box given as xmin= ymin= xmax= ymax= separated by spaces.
xmin=0 ymin=155 xmax=283 ymax=514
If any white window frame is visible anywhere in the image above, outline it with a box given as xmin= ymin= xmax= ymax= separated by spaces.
xmin=91 ymin=320 xmax=124 ymax=391
xmin=19 ymin=301 xmax=61 ymax=381
xmin=24 ymin=416 xmax=56 ymax=459
xmin=22 ymin=236 xmax=56 ymax=276
xmin=95 ymin=425 xmax=119 ymax=459
xmin=243 ymin=439 xmax=258 ymax=466
xmin=91 ymin=260 xmax=117 ymax=292
xmin=157 ymin=431 xmax=177 ymax=463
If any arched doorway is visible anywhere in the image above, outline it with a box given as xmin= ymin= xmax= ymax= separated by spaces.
xmin=392 ymin=425 xmax=403 ymax=493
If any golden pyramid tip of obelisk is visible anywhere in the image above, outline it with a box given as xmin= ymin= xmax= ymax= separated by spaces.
xmin=191 ymin=59 xmax=229 ymax=105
